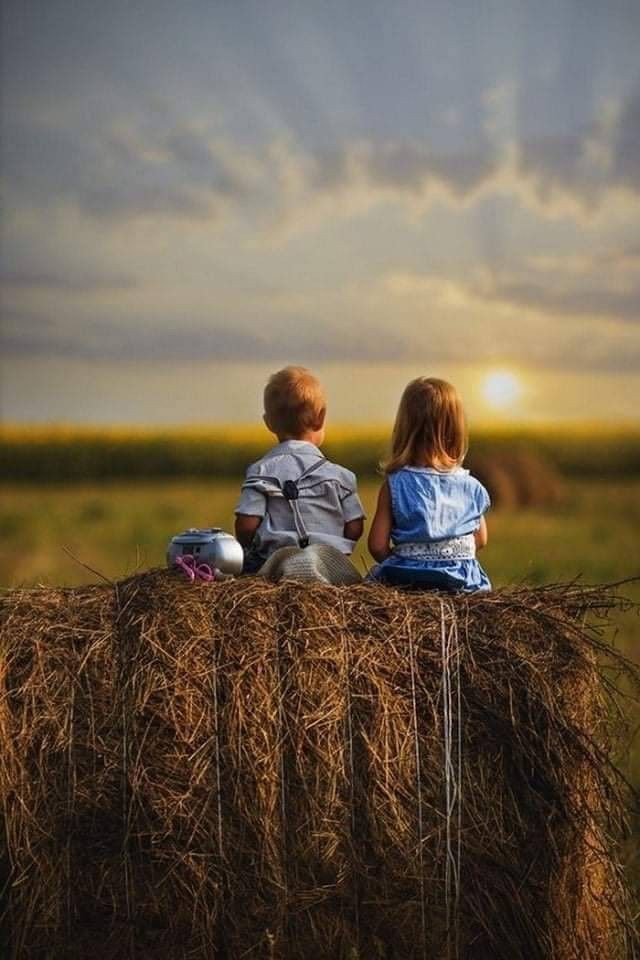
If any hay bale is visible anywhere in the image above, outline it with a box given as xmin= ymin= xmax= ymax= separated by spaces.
xmin=467 ymin=450 xmax=563 ymax=508
xmin=465 ymin=454 xmax=518 ymax=509
xmin=0 ymin=573 xmax=636 ymax=959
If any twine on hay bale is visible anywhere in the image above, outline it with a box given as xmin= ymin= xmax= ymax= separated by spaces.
xmin=0 ymin=572 xmax=637 ymax=960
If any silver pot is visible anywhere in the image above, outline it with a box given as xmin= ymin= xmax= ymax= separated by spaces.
xmin=166 ymin=528 xmax=244 ymax=576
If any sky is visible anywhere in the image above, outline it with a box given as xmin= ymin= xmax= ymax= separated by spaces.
xmin=1 ymin=0 xmax=639 ymax=425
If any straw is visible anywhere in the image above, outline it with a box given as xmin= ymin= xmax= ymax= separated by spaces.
xmin=0 ymin=572 xmax=637 ymax=959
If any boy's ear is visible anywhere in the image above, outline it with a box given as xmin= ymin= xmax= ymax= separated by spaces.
xmin=313 ymin=408 xmax=327 ymax=431
xmin=263 ymin=412 xmax=274 ymax=433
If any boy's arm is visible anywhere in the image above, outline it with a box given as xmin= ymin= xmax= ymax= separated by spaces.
xmin=344 ymin=517 xmax=364 ymax=542
xmin=235 ymin=514 xmax=262 ymax=547
xmin=234 ymin=472 xmax=267 ymax=547
xmin=340 ymin=470 xmax=365 ymax=542
xmin=368 ymin=480 xmax=392 ymax=561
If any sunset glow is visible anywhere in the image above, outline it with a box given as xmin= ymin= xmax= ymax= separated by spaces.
xmin=481 ymin=371 xmax=523 ymax=411
xmin=1 ymin=2 xmax=639 ymax=425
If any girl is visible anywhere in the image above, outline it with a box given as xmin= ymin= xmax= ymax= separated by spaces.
xmin=368 ymin=377 xmax=491 ymax=591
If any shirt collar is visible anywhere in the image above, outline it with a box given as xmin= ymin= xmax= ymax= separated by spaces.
xmin=270 ymin=439 xmax=322 ymax=456
xmin=404 ymin=465 xmax=468 ymax=476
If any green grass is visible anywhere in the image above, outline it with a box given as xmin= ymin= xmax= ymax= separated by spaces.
xmin=1 ymin=477 xmax=638 ymax=590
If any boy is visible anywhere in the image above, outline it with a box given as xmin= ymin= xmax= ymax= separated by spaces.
xmin=235 ymin=366 xmax=365 ymax=573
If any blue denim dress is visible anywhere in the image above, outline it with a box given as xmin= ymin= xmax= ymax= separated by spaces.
xmin=374 ymin=466 xmax=491 ymax=592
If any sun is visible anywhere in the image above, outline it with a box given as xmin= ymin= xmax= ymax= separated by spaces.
xmin=481 ymin=370 xmax=522 ymax=410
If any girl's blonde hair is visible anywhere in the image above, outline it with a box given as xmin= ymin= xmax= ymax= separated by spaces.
xmin=383 ymin=377 xmax=468 ymax=474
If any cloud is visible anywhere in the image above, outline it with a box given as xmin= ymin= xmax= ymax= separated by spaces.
xmin=526 ymin=246 xmax=640 ymax=275
xmin=0 ymin=311 xmax=414 ymax=365
xmin=380 ymin=262 xmax=640 ymax=371
xmin=477 ymin=278 xmax=640 ymax=323
xmin=1 ymin=112 xmax=505 ymax=233
xmin=387 ymin=251 xmax=640 ymax=326
xmin=470 ymin=244 xmax=640 ymax=324
xmin=517 ymin=132 xmax=595 ymax=206
xmin=1 ymin=269 xmax=137 ymax=293
xmin=9 ymin=243 xmax=639 ymax=374
xmin=0 ymin=310 xmax=61 ymax=357
xmin=164 ymin=129 xmax=251 ymax=199
xmin=513 ymin=88 xmax=640 ymax=216
xmin=4 ymin=84 xmax=640 ymax=233
xmin=613 ymin=86 xmax=640 ymax=192
xmin=275 ymin=86 xmax=640 ymax=224
xmin=354 ymin=141 xmax=499 ymax=198
xmin=2 ymin=120 xmax=243 ymax=221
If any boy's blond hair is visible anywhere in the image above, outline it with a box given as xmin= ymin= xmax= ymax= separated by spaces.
xmin=383 ymin=377 xmax=468 ymax=473
xmin=264 ymin=366 xmax=326 ymax=438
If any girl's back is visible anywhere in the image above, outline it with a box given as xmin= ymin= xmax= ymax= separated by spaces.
xmin=378 ymin=465 xmax=491 ymax=591
xmin=389 ymin=466 xmax=489 ymax=543
xmin=367 ymin=376 xmax=491 ymax=592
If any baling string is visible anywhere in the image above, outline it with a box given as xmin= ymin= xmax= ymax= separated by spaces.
xmin=455 ymin=609 xmax=463 ymax=960
xmin=440 ymin=598 xmax=462 ymax=960
xmin=273 ymin=630 xmax=289 ymax=921
xmin=342 ymin=622 xmax=360 ymax=948
xmin=114 ymin=582 xmax=135 ymax=958
xmin=212 ymin=639 xmax=224 ymax=865
xmin=211 ymin=634 xmax=228 ymax=951
xmin=409 ymin=627 xmax=428 ymax=959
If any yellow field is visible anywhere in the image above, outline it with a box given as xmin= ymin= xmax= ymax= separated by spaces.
xmin=2 ymin=422 xmax=639 ymax=481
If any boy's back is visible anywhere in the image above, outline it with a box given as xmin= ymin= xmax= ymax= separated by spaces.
xmin=234 ymin=367 xmax=364 ymax=572
xmin=237 ymin=438 xmax=364 ymax=561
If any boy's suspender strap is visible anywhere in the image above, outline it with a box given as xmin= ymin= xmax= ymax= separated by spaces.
xmin=281 ymin=457 xmax=327 ymax=548
xmin=241 ymin=456 xmax=334 ymax=549
xmin=284 ymin=495 xmax=309 ymax=547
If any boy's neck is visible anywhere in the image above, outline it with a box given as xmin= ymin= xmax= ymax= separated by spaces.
xmin=276 ymin=429 xmax=324 ymax=447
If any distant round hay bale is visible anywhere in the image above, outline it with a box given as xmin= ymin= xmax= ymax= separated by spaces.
xmin=499 ymin=448 xmax=564 ymax=507
xmin=465 ymin=454 xmax=518 ymax=509
xmin=468 ymin=449 xmax=563 ymax=508
xmin=0 ymin=572 xmax=636 ymax=959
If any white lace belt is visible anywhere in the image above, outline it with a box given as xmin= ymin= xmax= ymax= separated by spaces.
xmin=393 ymin=535 xmax=476 ymax=561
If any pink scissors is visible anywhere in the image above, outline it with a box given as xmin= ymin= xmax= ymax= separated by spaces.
xmin=174 ymin=553 xmax=215 ymax=582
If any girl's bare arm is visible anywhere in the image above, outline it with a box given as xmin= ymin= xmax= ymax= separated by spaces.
xmin=474 ymin=516 xmax=488 ymax=550
xmin=368 ymin=480 xmax=393 ymax=561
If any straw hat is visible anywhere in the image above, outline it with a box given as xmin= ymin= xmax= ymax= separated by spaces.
xmin=258 ymin=543 xmax=362 ymax=585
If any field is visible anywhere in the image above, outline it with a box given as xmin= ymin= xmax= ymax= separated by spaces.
xmin=1 ymin=428 xmax=639 ymax=898
xmin=1 ymin=477 xmax=639 ymax=594
xmin=2 ymin=423 xmax=639 ymax=481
